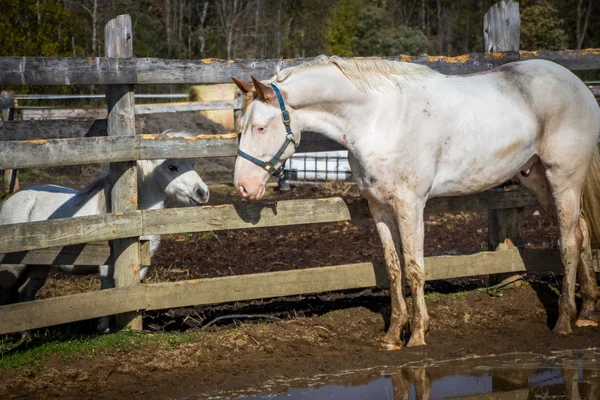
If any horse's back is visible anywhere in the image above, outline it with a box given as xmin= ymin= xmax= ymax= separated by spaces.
xmin=0 ymin=184 xmax=97 ymax=224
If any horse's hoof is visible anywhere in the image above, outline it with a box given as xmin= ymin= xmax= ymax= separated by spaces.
xmin=380 ymin=342 xmax=403 ymax=351
xmin=97 ymin=317 xmax=111 ymax=333
xmin=578 ymin=309 xmax=600 ymax=324
xmin=407 ymin=337 xmax=427 ymax=347
xmin=552 ymin=324 xmax=572 ymax=336
xmin=575 ymin=319 xmax=599 ymax=328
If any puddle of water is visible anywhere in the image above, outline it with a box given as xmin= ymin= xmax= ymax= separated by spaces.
xmin=198 ymin=349 xmax=600 ymax=399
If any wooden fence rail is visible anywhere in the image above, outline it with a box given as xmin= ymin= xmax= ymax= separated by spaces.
xmin=0 ymin=130 xmax=344 ymax=161
xmin=1 ymin=49 xmax=599 ymax=86
xmin=1 ymin=247 xmax=597 ymax=335
xmin=0 ymin=198 xmax=351 ymax=254
xmin=18 ymin=101 xmax=241 ymax=121
xmin=0 ymin=191 xmax=536 ymax=258
xmin=0 ymin=133 xmax=239 ymax=169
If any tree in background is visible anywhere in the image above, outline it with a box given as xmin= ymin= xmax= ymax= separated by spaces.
xmin=3 ymin=0 xmax=600 ymax=62
xmin=0 ymin=0 xmax=72 ymax=57
xmin=353 ymin=4 xmax=427 ymax=56
xmin=325 ymin=0 xmax=360 ymax=56
xmin=520 ymin=1 xmax=569 ymax=50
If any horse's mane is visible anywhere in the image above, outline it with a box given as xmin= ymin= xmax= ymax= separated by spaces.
xmin=272 ymin=55 xmax=438 ymax=93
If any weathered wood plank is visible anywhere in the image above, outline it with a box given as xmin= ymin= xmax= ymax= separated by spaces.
xmin=0 ymin=134 xmax=239 ymax=168
xmin=425 ymin=248 xmax=524 ymax=280
xmin=145 ymin=262 xmax=386 ymax=310
xmin=0 ymin=193 xmax=539 ymax=254
xmin=19 ymin=101 xmax=241 ymax=120
xmin=0 ymin=211 xmax=142 ymax=254
xmin=136 ymin=133 xmax=238 ymax=160
xmin=135 ymin=101 xmax=241 ymax=114
xmin=1 ymin=90 xmax=19 ymax=194
xmin=1 ymin=49 xmax=599 ymax=85
xmin=0 ymin=136 xmax=138 ymax=168
xmin=22 ymin=108 xmax=107 ymax=120
xmin=483 ymin=1 xmax=520 ymax=52
xmin=0 ymin=198 xmax=350 ymax=254
xmin=0 ymin=248 xmax=595 ymax=335
xmin=0 ymin=285 xmax=146 ymax=335
xmin=142 ymin=197 xmax=351 ymax=235
xmin=105 ymin=14 xmax=142 ymax=330
xmin=0 ymin=240 xmax=151 ymax=266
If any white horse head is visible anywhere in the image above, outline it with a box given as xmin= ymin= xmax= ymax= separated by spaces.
xmin=231 ymin=76 xmax=300 ymax=200
xmin=138 ymin=158 xmax=209 ymax=209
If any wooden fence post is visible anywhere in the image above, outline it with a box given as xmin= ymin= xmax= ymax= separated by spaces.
xmin=484 ymin=0 xmax=524 ymax=287
xmin=105 ymin=15 xmax=142 ymax=330
xmin=1 ymin=91 xmax=19 ymax=194
xmin=483 ymin=0 xmax=520 ymax=52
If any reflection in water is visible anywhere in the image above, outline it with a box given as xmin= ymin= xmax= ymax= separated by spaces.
xmin=202 ymin=349 xmax=600 ymax=399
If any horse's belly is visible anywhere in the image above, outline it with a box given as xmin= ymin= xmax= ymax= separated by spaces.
xmin=429 ymin=150 xmax=532 ymax=197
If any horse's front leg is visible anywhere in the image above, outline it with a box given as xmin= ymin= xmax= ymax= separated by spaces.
xmin=368 ymin=201 xmax=409 ymax=350
xmin=393 ymin=195 xmax=429 ymax=347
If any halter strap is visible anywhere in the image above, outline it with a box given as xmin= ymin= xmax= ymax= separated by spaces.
xmin=237 ymin=83 xmax=298 ymax=178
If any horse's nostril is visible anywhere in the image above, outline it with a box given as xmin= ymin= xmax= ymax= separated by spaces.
xmin=239 ymin=184 xmax=248 ymax=198
xmin=196 ymin=187 xmax=208 ymax=201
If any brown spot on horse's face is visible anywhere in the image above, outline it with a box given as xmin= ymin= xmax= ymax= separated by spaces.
xmin=494 ymin=138 xmax=525 ymax=160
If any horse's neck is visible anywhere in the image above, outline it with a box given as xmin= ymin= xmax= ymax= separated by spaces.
xmin=286 ymin=67 xmax=375 ymax=153
xmin=137 ymin=169 xmax=166 ymax=211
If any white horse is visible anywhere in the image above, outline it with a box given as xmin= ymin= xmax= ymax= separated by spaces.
xmin=0 ymin=156 xmax=209 ymax=331
xmin=232 ymin=56 xmax=600 ymax=349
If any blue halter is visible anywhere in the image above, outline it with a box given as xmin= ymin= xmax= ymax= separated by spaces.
xmin=237 ymin=83 xmax=298 ymax=178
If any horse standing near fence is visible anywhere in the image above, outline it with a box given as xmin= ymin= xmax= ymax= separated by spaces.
xmin=0 ymin=138 xmax=209 ymax=332
xmin=232 ymin=56 xmax=600 ymax=349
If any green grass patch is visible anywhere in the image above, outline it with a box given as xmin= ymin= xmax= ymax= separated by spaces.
xmin=0 ymin=329 xmax=201 ymax=371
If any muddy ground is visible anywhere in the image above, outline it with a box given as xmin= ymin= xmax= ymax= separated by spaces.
xmin=2 ymin=284 xmax=600 ymax=399
xmin=1 ymin=112 xmax=599 ymax=398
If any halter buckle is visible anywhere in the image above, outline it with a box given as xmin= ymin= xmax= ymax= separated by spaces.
xmin=281 ymin=110 xmax=291 ymax=125
xmin=263 ymin=162 xmax=275 ymax=172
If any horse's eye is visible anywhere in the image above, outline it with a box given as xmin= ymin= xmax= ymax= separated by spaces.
xmin=168 ymin=165 xmax=178 ymax=172
xmin=257 ymin=127 xmax=265 ymax=132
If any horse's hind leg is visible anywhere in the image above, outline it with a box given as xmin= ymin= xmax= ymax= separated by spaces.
xmin=17 ymin=265 xmax=50 ymax=340
xmin=368 ymin=201 xmax=409 ymax=350
xmin=544 ymin=168 xmax=586 ymax=335
xmin=575 ymin=216 xmax=600 ymax=327
xmin=519 ymin=160 xmax=600 ymax=328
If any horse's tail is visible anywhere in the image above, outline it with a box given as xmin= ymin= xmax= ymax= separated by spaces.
xmin=581 ymin=146 xmax=600 ymax=247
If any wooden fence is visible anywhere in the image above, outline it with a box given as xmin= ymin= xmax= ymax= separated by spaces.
xmin=1 ymin=9 xmax=600 ymax=335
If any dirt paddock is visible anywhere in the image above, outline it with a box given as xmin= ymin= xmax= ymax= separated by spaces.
xmin=2 ymin=182 xmax=600 ymax=398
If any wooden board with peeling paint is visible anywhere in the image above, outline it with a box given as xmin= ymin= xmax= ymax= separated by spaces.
xmin=1 ymin=50 xmax=600 ymax=86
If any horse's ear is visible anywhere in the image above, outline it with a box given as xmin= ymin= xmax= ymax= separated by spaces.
xmin=251 ymin=76 xmax=275 ymax=101
xmin=232 ymin=77 xmax=254 ymax=93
